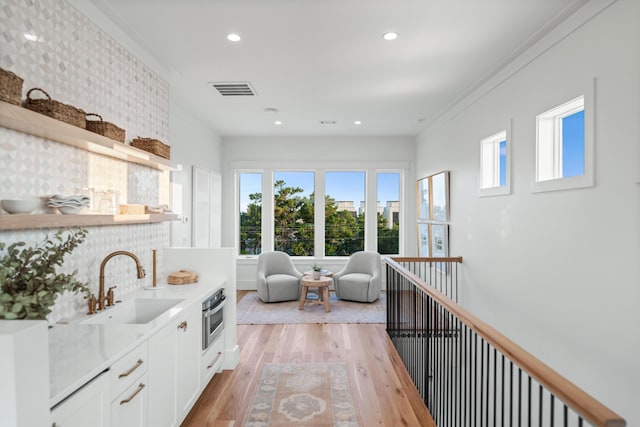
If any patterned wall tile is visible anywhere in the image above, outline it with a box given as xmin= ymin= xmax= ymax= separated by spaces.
xmin=0 ymin=0 xmax=172 ymax=322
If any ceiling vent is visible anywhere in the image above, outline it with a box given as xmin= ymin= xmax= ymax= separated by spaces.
xmin=210 ymin=81 xmax=256 ymax=96
xmin=320 ymin=120 xmax=337 ymax=125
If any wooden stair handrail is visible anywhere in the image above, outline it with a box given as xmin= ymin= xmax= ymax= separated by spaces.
xmin=386 ymin=257 xmax=625 ymax=427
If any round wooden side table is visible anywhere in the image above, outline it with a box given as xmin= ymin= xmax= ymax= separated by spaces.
xmin=299 ymin=275 xmax=332 ymax=313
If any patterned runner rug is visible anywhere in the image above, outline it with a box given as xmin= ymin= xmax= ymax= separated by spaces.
xmin=244 ymin=363 xmax=358 ymax=426
xmin=236 ymin=291 xmax=386 ymax=324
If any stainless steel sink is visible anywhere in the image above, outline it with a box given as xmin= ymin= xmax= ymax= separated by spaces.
xmin=83 ymin=298 xmax=184 ymax=325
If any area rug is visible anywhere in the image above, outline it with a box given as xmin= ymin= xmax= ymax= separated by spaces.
xmin=236 ymin=291 xmax=386 ymax=324
xmin=243 ymin=363 xmax=358 ymax=426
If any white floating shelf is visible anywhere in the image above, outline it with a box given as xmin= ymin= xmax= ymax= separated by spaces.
xmin=0 ymin=101 xmax=171 ymax=171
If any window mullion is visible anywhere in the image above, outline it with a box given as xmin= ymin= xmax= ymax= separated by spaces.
xmin=365 ymin=169 xmax=377 ymax=252
xmin=315 ymin=170 xmax=325 ymax=258
xmin=263 ymin=169 xmax=274 ymax=252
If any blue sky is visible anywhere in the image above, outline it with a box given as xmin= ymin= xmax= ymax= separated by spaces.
xmin=240 ymin=171 xmax=400 ymax=211
xmin=562 ymin=110 xmax=585 ymax=177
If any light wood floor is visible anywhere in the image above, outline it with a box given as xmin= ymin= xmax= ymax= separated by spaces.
xmin=181 ymin=292 xmax=435 ymax=427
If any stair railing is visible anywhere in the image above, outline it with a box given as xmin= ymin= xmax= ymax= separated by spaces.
xmin=385 ymin=256 xmax=625 ymax=427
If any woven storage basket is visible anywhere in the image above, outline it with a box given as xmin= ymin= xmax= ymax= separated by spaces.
xmin=23 ymin=88 xmax=86 ymax=128
xmin=131 ymin=137 xmax=170 ymax=159
xmin=85 ymin=113 xmax=125 ymax=143
xmin=0 ymin=68 xmax=24 ymax=105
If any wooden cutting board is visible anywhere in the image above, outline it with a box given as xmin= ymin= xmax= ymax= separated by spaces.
xmin=167 ymin=270 xmax=199 ymax=285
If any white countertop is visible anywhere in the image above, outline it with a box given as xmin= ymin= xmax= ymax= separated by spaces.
xmin=48 ymin=279 xmax=224 ymax=407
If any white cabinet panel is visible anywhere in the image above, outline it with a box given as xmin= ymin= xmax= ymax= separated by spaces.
xmin=147 ymin=320 xmax=178 ymax=427
xmin=51 ymin=371 xmax=110 ymax=427
xmin=147 ymin=301 xmax=202 ymax=427
xmin=177 ymin=305 xmax=202 ymax=419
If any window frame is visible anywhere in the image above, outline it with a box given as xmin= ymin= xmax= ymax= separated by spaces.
xmin=478 ymin=124 xmax=511 ymax=197
xmin=533 ymin=81 xmax=594 ymax=193
xmin=234 ymin=164 xmax=405 ymax=258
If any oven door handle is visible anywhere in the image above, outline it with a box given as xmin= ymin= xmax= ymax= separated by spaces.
xmin=204 ymin=299 xmax=226 ymax=318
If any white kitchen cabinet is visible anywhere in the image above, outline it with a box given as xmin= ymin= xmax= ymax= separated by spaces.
xmin=147 ymin=302 xmax=202 ymax=427
xmin=111 ymin=373 xmax=148 ymax=427
xmin=51 ymin=370 xmax=111 ymax=427
xmin=177 ymin=303 xmax=202 ymax=418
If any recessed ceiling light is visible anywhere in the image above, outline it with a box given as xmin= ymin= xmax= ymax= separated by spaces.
xmin=24 ymin=33 xmax=39 ymax=42
xmin=274 ymin=120 xmax=282 ymax=125
xmin=382 ymin=32 xmax=398 ymax=41
xmin=227 ymin=33 xmax=241 ymax=42
xmin=354 ymin=120 xmax=362 ymax=125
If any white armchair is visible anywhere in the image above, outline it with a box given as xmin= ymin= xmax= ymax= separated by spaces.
xmin=333 ymin=251 xmax=382 ymax=303
xmin=256 ymin=251 xmax=303 ymax=302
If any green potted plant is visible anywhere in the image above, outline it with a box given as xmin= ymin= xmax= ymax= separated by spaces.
xmin=311 ymin=262 xmax=322 ymax=280
xmin=0 ymin=228 xmax=90 ymax=320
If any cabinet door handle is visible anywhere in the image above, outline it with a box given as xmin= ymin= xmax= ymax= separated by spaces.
xmin=120 ymin=383 xmax=145 ymax=405
xmin=207 ymin=352 xmax=223 ymax=370
xmin=118 ymin=359 xmax=144 ymax=378
xmin=178 ymin=320 xmax=188 ymax=331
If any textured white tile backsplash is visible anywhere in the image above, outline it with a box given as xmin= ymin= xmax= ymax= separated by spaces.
xmin=0 ymin=0 xmax=172 ymax=322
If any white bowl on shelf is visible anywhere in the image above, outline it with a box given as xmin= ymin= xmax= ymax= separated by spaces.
xmin=1 ymin=199 xmax=38 ymax=214
xmin=58 ymin=205 xmax=85 ymax=215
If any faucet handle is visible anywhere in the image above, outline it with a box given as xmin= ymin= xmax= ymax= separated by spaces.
xmin=106 ymin=286 xmax=117 ymax=307
xmin=87 ymin=294 xmax=97 ymax=314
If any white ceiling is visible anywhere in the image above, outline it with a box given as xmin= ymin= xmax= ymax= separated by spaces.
xmin=86 ymin=0 xmax=587 ymax=137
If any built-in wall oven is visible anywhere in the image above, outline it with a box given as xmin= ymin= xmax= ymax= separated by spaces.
xmin=202 ymin=289 xmax=226 ymax=351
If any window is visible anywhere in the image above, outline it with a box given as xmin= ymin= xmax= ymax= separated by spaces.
xmin=377 ymin=173 xmax=400 ymax=254
xmin=325 ymin=172 xmax=365 ymax=256
xmin=534 ymin=92 xmax=593 ymax=192
xmin=236 ymin=167 xmax=404 ymax=257
xmin=239 ymin=173 xmax=262 ymax=255
xmin=273 ymin=171 xmax=314 ymax=256
xmin=479 ymin=126 xmax=510 ymax=197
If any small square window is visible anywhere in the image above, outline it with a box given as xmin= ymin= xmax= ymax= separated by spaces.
xmin=534 ymin=89 xmax=593 ymax=193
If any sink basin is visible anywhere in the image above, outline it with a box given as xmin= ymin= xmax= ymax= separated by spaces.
xmin=83 ymin=298 xmax=184 ymax=325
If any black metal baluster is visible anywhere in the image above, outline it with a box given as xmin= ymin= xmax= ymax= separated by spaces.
xmin=518 ymin=368 xmax=522 ymax=427
xmin=550 ymin=394 xmax=555 ymax=427
xmin=509 ymin=362 xmax=513 ymax=427
xmin=462 ymin=324 xmax=467 ymax=427
xmin=471 ymin=332 xmax=478 ymax=427
xmin=501 ymin=355 xmax=505 ymax=427
xmin=480 ymin=337 xmax=485 ymax=427
xmin=528 ymin=376 xmax=532 ymax=427
xmin=493 ymin=348 xmax=498 ymax=427
xmin=539 ymin=385 xmax=543 ymax=427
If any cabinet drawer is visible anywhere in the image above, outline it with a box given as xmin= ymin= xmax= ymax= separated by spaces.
xmin=111 ymin=372 xmax=148 ymax=427
xmin=201 ymin=334 xmax=224 ymax=387
xmin=110 ymin=341 xmax=148 ymax=400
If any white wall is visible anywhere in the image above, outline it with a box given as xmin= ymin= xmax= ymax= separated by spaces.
xmin=416 ymin=0 xmax=639 ymax=423
xmin=221 ymin=135 xmax=416 ymax=289
xmin=169 ymin=102 xmax=223 ymax=247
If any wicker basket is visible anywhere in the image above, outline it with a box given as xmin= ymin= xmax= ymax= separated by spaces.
xmin=85 ymin=113 xmax=125 ymax=143
xmin=23 ymin=88 xmax=86 ymax=128
xmin=131 ymin=137 xmax=170 ymax=159
xmin=0 ymin=68 xmax=24 ymax=105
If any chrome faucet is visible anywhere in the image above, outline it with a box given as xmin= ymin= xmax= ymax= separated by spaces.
xmin=97 ymin=251 xmax=146 ymax=311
